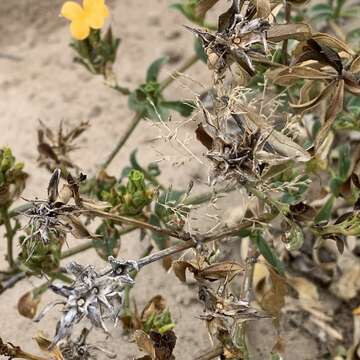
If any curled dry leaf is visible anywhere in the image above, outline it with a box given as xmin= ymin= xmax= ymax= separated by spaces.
xmin=266 ymin=23 xmax=312 ymax=42
xmin=172 ymin=260 xmax=243 ymax=283
xmin=18 ymin=291 xmax=41 ymax=319
xmin=34 ymin=334 xmax=64 ymax=360
xmin=141 ymin=295 xmax=167 ymax=322
xmin=135 ymin=330 xmax=177 ymax=360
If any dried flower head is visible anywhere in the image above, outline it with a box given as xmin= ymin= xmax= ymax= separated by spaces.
xmin=196 ymin=91 xmax=310 ymax=184
xmin=60 ymin=328 xmax=116 ymax=359
xmin=35 ymin=257 xmax=138 ymax=345
xmin=37 ymin=120 xmax=90 ymax=174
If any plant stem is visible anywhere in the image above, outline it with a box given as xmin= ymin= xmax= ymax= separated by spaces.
xmin=100 ymin=54 xmax=199 ymax=171
xmin=160 ymin=54 xmax=199 ymax=91
xmin=100 ymin=112 xmax=143 ymax=171
xmin=81 ymin=209 xmax=192 ymax=242
xmin=60 ymin=226 xmax=137 ymax=259
xmin=1 ymin=207 xmax=15 ymax=268
xmin=281 ymin=1 xmax=291 ymax=65
xmin=136 ymin=219 xmax=254 ymax=269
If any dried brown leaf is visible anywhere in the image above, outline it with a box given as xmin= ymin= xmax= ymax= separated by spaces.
xmin=18 ymin=292 xmax=41 ymax=319
xmin=199 ymin=261 xmax=244 ymax=281
xmin=141 ymin=295 xmax=167 ymax=322
xmin=135 ymin=330 xmax=156 ymax=359
xmin=34 ymin=333 xmax=64 ymax=360
xmin=172 ymin=260 xmax=196 ymax=283
xmin=195 ymin=0 xmax=220 ymax=18
xmin=267 ymin=23 xmax=311 ymax=42
xmin=315 ymin=79 xmax=344 ymax=151
xmin=290 ymin=80 xmax=336 ymax=111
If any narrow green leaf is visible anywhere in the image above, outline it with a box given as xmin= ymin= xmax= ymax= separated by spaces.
xmin=314 ymin=195 xmax=335 ymax=224
xmin=146 ymin=57 xmax=168 ymax=82
xmin=250 ymin=231 xmax=285 ymax=276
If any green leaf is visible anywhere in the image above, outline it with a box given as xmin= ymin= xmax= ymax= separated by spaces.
xmin=314 ymin=195 xmax=335 ymax=224
xmin=194 ymin=37 xmax=207 ymax=63
xmin=146 ymin=57 xmax=168 ymax=82
xmin=250 ymin=231 xmax=285 ymax=276
xmin=330 ymin=176 xmax=344 ymax=196
xmin=338 ymin=144 xmax=351 ymax=180
xmin=149 ymin=214 xmax=169 ymax=250
xmin=161 ymin=100 xmax=195 ymax=117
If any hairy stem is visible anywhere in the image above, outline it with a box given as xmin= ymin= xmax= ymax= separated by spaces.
xmin=1 ymin=207 xmax=15 ymax=268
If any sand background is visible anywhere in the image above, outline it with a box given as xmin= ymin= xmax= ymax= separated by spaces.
xmin=0 ymin=1 xmax=321 ymax=359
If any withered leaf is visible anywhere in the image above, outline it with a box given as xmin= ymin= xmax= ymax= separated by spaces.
xmin=195 ymin=0 xmax=220 ymax=18
xmin=290 ymin=80 xmax=336 ymax=111
xmin=315 ymin=79 xmax=344 ymax=151
xmin=34 ymin=334 xmax=64 ymax=360
xmin=267 ymin=23 xmax=311 ymax=42
xmin=141 ymin=295 xmax=166 ymax=323
xmin=55 ymin=184 xmax=73 ymax=206
xmin=48 ymin=169 xmax=61 ymax=203
xmin=311 ymin=33 xmax=355 ymax=55
xmin=172 ymin=260 xmax=196 ymax=283
xmin=195 ymin=123 xmax=214 ymax=150
xmin=150 ymin=331 xmax=177 ymax=360
xmin=134 ymin=330 xmax=156 ymax=359
xmin=65 ymin=214 xmax=101 ymax=239
xmin=18 ymin=291 xmax=41 ymax=319
xmin=268 ymin=66 xmax=332 ymax=86
xmin=260 ymin=266 xmax=287 ymax=317
xmin=198 ymin=261 xmax=244 ymax=281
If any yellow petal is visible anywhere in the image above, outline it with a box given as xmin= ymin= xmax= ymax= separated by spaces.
xmin=70 ymin=20 xmax=90 ymax=40
xmin=61 ymin=1 xmax=84 ymax=21
xmin=102 ymin=4 xmax=109 ymax=17
xmin=86 ymin=13 xmax=105 ymax=29
xmin=83 ymin=0 xmax=104 ymax=11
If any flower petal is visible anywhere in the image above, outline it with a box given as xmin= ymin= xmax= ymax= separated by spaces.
xmin=86 ymin=13 xmax=105 ymax=29
xmin=61 ymin=1 xmax=84 ymax=21
xmin=83 ymin=0 xmax=104 ymax=11
xmin=70 ymin=20 xmax=90 ymax=40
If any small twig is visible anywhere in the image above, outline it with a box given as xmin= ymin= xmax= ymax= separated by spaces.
xmin=80 ymin=209 xmax=192 ymax=242
xmin=60 ymin=226 xmax=137 ymax=259
xmin=136 ymin=220 xmax=254 ymax=269
xmin=240 ymin=244 xmax=259 ymax=302
xmin=0 ymin=272 xmax=26 ymax=294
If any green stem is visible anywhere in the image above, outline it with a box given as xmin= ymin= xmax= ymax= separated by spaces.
xmin=1 ymin=207 xmax=15 ymax=268
xmin=100 ymin=112 xmax=143 ymax=171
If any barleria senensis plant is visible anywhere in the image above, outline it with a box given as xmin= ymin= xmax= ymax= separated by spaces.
xmin=1 ymin=0 xmax=360 ymax=359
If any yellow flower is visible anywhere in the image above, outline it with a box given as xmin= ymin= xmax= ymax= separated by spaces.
xmin=61 ymin=0 xmax=109 ymax=40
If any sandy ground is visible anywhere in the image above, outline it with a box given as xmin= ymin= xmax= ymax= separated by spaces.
xmin=0 ymin=1 xmax=320 ymax=359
